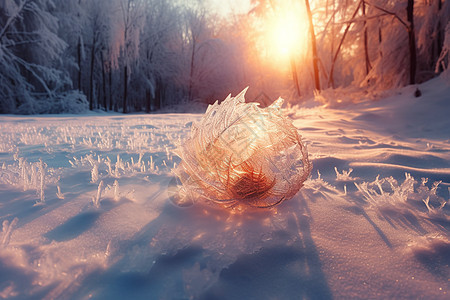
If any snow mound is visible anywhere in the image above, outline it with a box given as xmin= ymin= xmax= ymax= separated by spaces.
xmin=16 ymin=91 xmax=89 ymax=115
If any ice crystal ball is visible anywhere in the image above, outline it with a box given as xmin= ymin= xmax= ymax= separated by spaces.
xmin=175 ymin=88 xmax=312 ymax=208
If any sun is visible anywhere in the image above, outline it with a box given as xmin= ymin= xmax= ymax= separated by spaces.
xmin=264 ymin=3 xmax=309 ymax=60
xmin=270 ymin=12 xmax=303 ymax=56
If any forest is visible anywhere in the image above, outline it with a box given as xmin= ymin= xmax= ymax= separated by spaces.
xmin=0 ymin=0 xmax=449 ymax=114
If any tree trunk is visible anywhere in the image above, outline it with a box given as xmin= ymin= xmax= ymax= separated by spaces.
xmin=146 ymin=89 xmax=151 ymax=113
xmin=290 ymin=57 xmax=301 ymax=98
xmin=188 ymin=39 xmax=196 ymax=102
xmin=89 ymin=37 xmax=96 ymax=111
xmin=378 ymin=18 xmax=383 ymax=59
xmin=76 ymin=0 xmax=82 ymax=92
xmin=160 ymin=82 xmax=165 ymax=109
xmin=305 ymin=0 xmax=321 ymax=91
xmin=329 ymin=0 xmax=363 ymax=88
xmin=329 ymin=0 xmax=336 ymax=88
xmin=145 ymin=49 xmax=152 ymax=113
xmin=362 ymin=0 xmax=371 ymax=75
xmin=108 ymin=63 xmax=113 ymax=111
xmin=101 ymin=51 xmax=107 ymax=111
xmin=77 ymin=36 xmax=82 ymax=91
xmin=436 ymin=0 xmax=443 ymax=72
xmin=123 ymin=65 xmax=128 ymax=113
xmin=437 ymin=0 xmax=442 ymax=53
xmin=154 ymin=78 xmax=161 ymax=111
xmin=407 ymin=0 xmax=417 ymax=85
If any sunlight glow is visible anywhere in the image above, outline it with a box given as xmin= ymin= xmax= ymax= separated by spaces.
xmin=271 ymin=12 xmax=303 ymax=56
xmin=264 ymin=3 xmax=309 ymax=61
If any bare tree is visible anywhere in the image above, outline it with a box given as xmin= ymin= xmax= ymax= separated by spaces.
xmin=185 ymin=8 xmax=207 ymax=102
xmin=328 ymin=1 xmax=363 ymax=88
xmin=305 ymin=0 xmax=321 ymax=91
xmin=407 ymin=0 xmax=417 ymax=84
xmin=0 ymin=0 xmax=70 ymax=113
xmin=119 ymin=0 xmax=143 ymax=113
xmin=290 ymin=57 xmax=301 ymax=97
xmin=87 ymin=1 xmax=105 ymax=110
xmin=365 ymin=1 xmax=418 ymax=85
xmin=362 ymin=0 xmax=372 ymax=75
xmin=138 ymin=0 xmax=180 ymax=111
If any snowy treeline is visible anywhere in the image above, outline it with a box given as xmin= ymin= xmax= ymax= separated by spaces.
xmin=0 ymin=0 xmax=239 ymax=114
xmin=0 ymin=0 xmax=449 ymax=114
xmin=247 ymin=0 xmax=450 ymax=97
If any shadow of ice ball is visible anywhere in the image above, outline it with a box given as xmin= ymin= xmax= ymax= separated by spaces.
xmin=174 ymin=88 xmax=312 ymax=209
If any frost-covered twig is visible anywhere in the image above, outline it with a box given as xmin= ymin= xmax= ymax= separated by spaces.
xmin=335 ymin=167 xmax=354 ymax=181
xmin=93 ymin=180 xmax=104 ymax=208
xmin=355 ymin=173 xmax=449 ymax=218
xmin=1 ymin=218 xmax=18 ymax=248
xmin=149 ymin=155 xmax=155 ymax=171
xmin=355 ymin=173 xmax=415 ymax=206
xmin=87 ymin=154 xmax=99 ymax=183
xmin=56 ymin=185 xmax=64 ymax=200
xmin=113 ymin=180 xmax=120 ymax=201
xmin=36 ymin=159 xmax=46 ymax=205
xmin=422 ymin=181 xmax=448 ymax=215
xmin=115 ymin=154 xmax=124 ymax=177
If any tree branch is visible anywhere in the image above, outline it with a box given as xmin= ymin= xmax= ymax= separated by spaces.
xmin=328 ymin=0 xmax=363 ymax=88
xmin=0 ymin=0 xmax=29 ymax=41
xmin=365 ymin=1 xmax=409 ymax=30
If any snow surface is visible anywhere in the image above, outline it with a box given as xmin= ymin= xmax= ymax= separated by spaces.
xmin=0 ymin=77 xmax=449 ymax=299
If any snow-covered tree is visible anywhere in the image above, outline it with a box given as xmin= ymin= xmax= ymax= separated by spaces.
xmin=83 ymin=0 xmax=112 ymax=110
xmin=2 ymin=0 xmax=449 ymax=114
xmin=117 ymin=0 xmax=144 ymax=113
xmin=136 ymin=0 xmax=182 ymax=111
xmin=436 ymin=21 xmax=450 ymax=78
xmin=416 ymin=0 xmax=450 ymax=79
xmin=0 ymin=0 xmax=71 ymax=113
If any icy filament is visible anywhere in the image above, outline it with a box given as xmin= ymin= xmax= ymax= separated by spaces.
xmin=175 ymin=88 xmax=312 ymax=208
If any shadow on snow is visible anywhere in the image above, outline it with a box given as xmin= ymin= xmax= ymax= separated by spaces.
xmin=67 ymin=193 xmax=333 ymax=300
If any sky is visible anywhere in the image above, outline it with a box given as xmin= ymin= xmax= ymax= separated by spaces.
xmin=207 ymin=0 xmax=253 ymax=16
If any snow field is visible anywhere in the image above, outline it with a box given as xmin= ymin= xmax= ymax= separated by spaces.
xmin=0 ymin=77 xmax=449 ymax=299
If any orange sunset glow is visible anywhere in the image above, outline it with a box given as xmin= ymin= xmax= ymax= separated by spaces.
xmin=265 ymin=3 xmax=309 ymax=60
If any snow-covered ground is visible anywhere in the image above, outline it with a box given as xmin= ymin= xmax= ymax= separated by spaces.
xmin=0 ymin=77 xmax=449 ymax=299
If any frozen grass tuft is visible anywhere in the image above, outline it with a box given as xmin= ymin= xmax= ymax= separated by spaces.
xmin=0 ymin=155 xmax=57 ymax=205
xmin=304 ymin=170 xmax=340 ymax=195
xmin=56 ymin=185 xmax=65 ymax=200
xmin=334 ymin=167 xmax=355 ymax=181
xmin=68 ymin=152 xmax=174 ymax=183
xmin=103 ymin=180 xmax=121 ymax=202
xmin=355 ymin=173 xmax=449 ymax=218
xmin=354 ymin=173 xmax=414 ymax=206
xmin=37 ymin=159 xmax=46 ymax=205
xmin=418 ymin=180 xmax=449 ymax=216
xmin=0 ymin=116 xmax=189 ymax=211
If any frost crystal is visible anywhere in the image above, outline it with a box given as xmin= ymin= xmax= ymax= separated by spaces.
xmin=175 ymin=88 xmax=312 ymax=208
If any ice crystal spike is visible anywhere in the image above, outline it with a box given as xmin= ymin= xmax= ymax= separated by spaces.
xmin=175 ymin=88 xmax=312 ymax=208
